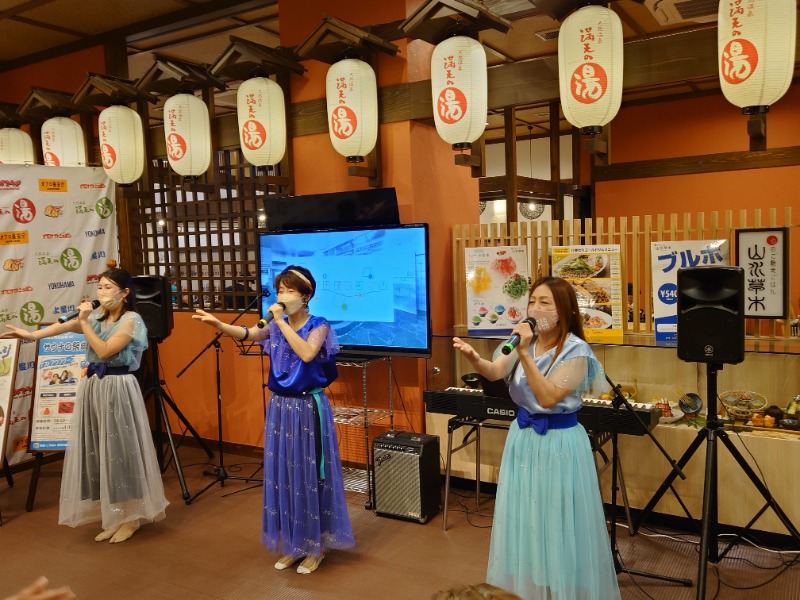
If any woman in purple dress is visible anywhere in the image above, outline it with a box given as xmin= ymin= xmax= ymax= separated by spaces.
xmin=194 ymin=265 xmax=354 ymax=574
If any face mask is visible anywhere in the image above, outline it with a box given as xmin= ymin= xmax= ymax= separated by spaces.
xmin=98 ymin=292 xmax=122 ymax=310
xmin=529 ymin=308 xmax=559 ymax=333
xmin=277 ymin=293 xmax=305 ymax=315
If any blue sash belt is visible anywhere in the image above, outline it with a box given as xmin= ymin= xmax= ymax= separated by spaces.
xmin=516 ymin=407 xmax=578 ymax=435
xmin=86 ymin=363 xmax=130 ymax=379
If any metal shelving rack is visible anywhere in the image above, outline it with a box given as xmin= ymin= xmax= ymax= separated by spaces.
xmin=334 ymin=356 xmax=393 ymax=508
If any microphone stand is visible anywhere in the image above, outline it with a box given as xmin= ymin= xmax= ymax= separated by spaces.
xmin=177 ymin=291 xmax=267 ymax=504
xmin=222 ymin=333 xmax=270 ymax=498
xmin=604 ymin=373 xmax=693 ymax=588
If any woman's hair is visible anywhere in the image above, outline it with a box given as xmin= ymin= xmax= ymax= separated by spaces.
xmin=274 ymin=265 xmax=316 ymax=300
xmin=432 ymin=583 xmax=522 ymax=600
xmin=529 ymin=276 xmax=585 ymax=362
xmin=97 ymin=267 xmax=136 ymax=321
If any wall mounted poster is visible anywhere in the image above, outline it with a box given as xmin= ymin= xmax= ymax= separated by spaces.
xmin=552 ymin=245 xmax=623 ymax=344
xmin=465 ymin=245 xmax=530 ymax=335
xmin=651 ymin=239 xmax=729 ymax=345
xmin=0 ymin=339 xmax=20 ymax=464
xmin=29 ymin=328 xmax=87 ymax=451
xmin=735 ymin=228 xmax=788 ymax=318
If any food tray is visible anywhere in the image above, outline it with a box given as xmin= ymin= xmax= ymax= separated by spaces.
xmin=719 ymin=390 xmax=767 ymax=419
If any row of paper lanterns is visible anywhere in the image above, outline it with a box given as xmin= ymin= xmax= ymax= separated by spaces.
xmin=0 ymin=1 xmax=795 ymax=184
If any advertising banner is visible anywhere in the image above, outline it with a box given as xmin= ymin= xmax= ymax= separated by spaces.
xmin=465 ymin=245 xmax=530 ymax=335
xmin=651 ymin=239 xmax=729 ymax=345
xmin=0 ymin=339 xmax=20 ymax=464
xmin=552 ymin=245 xmax=624 ymax=344
xmin=0 ymin=165 xmax=116 ymax=463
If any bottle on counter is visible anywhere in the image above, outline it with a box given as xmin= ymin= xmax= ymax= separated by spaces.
xmin=786 ymin=395 xmax=800 ymax=416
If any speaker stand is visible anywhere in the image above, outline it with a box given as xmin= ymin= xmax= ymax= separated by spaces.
xmin=144 ymin=339 xmax=213 ymax=503
xmin=633 ymin=363 xmax=800 ymax=599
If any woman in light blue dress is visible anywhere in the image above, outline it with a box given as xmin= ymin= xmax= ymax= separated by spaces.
xmin=454 ymin=276 xmax=620 ymax=600
xmin=194 ymin=265 xmax=354 ymax=575
xmin=3 ymin=267 xmax=168 ymax=543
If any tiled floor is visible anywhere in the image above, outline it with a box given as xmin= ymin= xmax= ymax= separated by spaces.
xmin=1 ymin=447 xmax=798 ymax=599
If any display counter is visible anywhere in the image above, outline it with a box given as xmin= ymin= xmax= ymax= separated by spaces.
xmin=426 ymin=330 xmax=800 ymax=535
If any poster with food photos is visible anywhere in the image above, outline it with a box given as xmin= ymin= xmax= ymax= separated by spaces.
xmin=0 ymin=339 xmax=20 ymax=464
xmin=552 ymin=245 xmax=623 ymax=344
xmin=29 ymin=328 xmax=88 ymax=451
xmin=465 ymin=246 xmax=530 ymax=335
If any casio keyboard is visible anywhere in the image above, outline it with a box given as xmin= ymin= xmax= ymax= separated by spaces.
xmin=424 ymin=387 xmax=660 ymax=435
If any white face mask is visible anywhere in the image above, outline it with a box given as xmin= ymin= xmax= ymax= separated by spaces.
xmin=529 ymin=308 xmax=559 ymax=333
xmin=277 ymin=292 xmax=305 ymax=315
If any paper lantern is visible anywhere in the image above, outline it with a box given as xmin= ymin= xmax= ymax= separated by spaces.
xmin=325 ymin=58 xmax=378 ymax=162
xmin=431 ymin=36 xmax=487 ymax=150
xmin=163 ymin=93 xmax=211 ymax=177
xmin=718 ymin=0 xmax=796 ymax=112
xmin=237 ymin=77 xmax=286 ymax=166
xmin=98 ymin=105 xmax=145 ymax=184
xmin=558 ymin=5 xmax=624 ymax=134
xmin=0 ymin=127 xmax=34 ymax=164
xmin=41 ymin=116 xmax=86 ymax=166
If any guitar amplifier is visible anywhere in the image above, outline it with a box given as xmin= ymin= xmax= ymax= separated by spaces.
xmin=373 ymin=431 xmax=440 ymax=524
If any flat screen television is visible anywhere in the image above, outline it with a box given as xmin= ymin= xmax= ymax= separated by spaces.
xmin=264 ymin=187 xmax=400 ymax=231
xmin=257 ymin=223 xmax=431 ymax=358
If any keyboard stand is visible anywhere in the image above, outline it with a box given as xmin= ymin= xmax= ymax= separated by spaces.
xmin=442 ymin=416 xmax=510 ymax=531
xmin=442 ymin=417 xmax=638 ymax=533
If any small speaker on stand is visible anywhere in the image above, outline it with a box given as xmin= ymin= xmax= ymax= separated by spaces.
xmin=677 ymin=266 xmax=745 ymax=364
xmin=131 ymin=275 xmax=174 ymax=342
xmin=373 ymin=431 xmax=440 ymax=524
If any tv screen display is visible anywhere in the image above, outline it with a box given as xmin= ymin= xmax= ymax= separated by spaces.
xmin=264 ymin=187 xmax=400 ymax=231
xmin=257 ymin=223 xmax=431 ymax=358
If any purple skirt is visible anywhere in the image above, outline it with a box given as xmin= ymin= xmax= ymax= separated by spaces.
xmin=261 ymin=391 xmax=355 ymax=557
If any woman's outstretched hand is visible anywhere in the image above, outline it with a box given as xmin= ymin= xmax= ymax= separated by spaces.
xmin=0 ymin=324 xmax=34 ymax=341
xmin=191 ymin=309 xmax=221 ymax=328
xmin=453 ymin=337 xmax=480 ymax=363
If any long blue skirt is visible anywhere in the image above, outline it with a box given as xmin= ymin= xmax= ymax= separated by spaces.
xmin=261 ymin=392 xmax=355 ymax=558
xmin=487 ymin=421 xmax=620 ymax=600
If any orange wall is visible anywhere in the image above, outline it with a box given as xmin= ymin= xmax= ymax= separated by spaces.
xmin=0 ymin=46 xmax=105 ymax=103
xmin=596 ymin=83 xmax=800 ymax=220
xmin=597 ymin=83 xmax=800 ymax=317
xmin=279 ymin=1 xmax=414 ymax=48
xmin=159 ymin=0 xmax=480 ymax=446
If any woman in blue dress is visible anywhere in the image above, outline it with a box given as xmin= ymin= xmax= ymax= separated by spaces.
xmin=453 ymin=276 xmax=620 ymax=600
xmin=2 ymin=266 xmax=168 ymax=543
xmin=193 ymin=265 xmax=354 ymax=574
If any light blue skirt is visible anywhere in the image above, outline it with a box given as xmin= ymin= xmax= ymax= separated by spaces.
xmin=487 ymin=421 xmax=620 ymax=600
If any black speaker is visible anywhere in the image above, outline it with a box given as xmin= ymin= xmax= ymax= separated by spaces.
xmin=132 ymin=275 xmax=174 ymax=341
xmin=373 ymin=431 xmax=440 ymax=524
xmin=677 ymin=266 xmax=744 ymax=364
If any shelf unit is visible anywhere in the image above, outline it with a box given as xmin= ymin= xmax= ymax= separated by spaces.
xmin=334 ymin=356 xmax=393 ymax=508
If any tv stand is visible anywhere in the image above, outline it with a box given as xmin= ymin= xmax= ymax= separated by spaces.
xmin=334 ymin=355 xmax=394 ymax=509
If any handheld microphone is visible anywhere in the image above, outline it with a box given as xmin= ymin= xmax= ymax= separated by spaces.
xmin=58 ymin=299 xmax=101 ymax=323
xmin=256 ymin=302 xmax=286 ymax=328
xmin=500 ymin=317 xmax=536 ymax=355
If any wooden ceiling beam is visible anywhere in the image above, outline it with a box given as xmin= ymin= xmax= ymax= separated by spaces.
xmin=10 ymin=15 xmax=85 ymax=38
xmin=0 ymin=0 xmax=277 ymax=72
xmin=0 ymin=0 xmax=56 ymax=19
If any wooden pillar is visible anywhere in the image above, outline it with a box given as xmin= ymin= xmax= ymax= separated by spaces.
xmin=549 ymin=99 xmax=561 ymax=221
xmin=748 ymin=112 xmax=767 ymax=152
xmin=504 ymin=105 xmax=518 ymax=223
